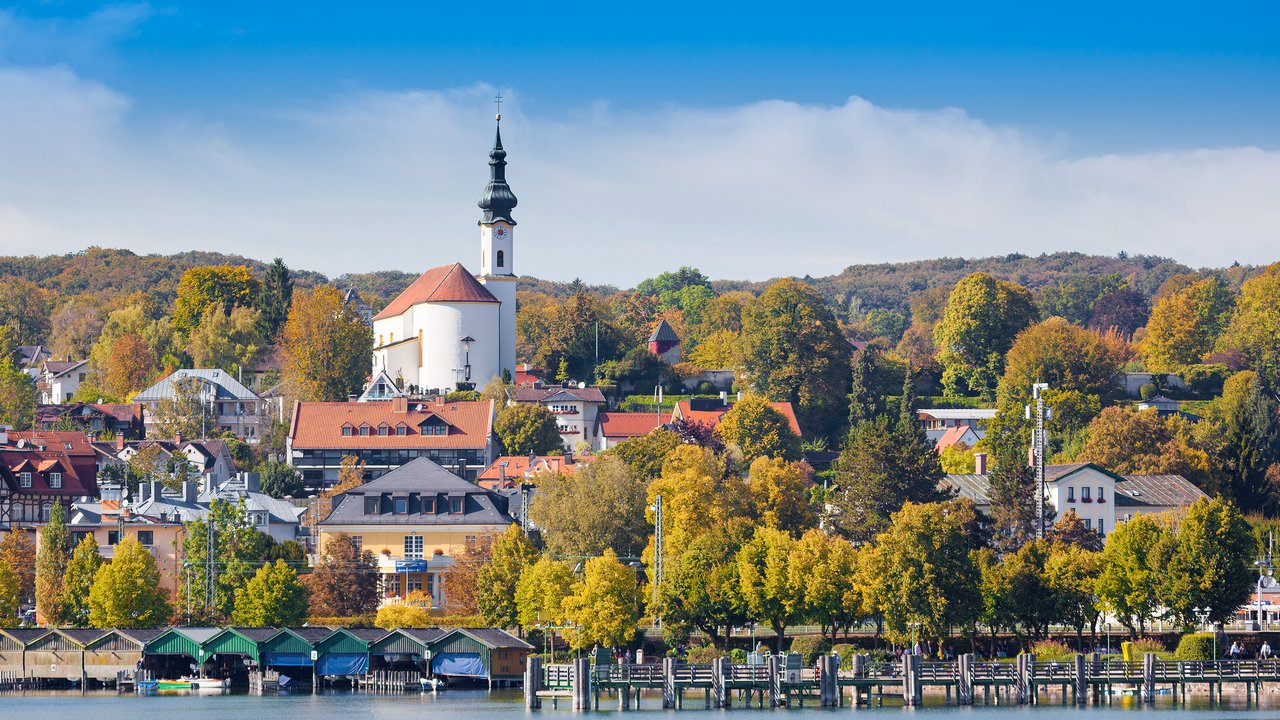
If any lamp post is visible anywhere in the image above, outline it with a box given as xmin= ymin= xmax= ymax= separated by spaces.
xmin=649 ymin=495 xmax=663 ymax=629
xmin=460 ymin=336 xmax=475 ymax=388
xmin=1194 ymin=606 xmax=1215 ymax=662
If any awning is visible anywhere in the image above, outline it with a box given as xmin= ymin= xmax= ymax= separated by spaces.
xmin=316 ymin=653 xmax=369 ymax=676
xmin=263 ymin=652 xmax=312 ymax=667
xmin=432 ymin=652 xmax=485 ymax=677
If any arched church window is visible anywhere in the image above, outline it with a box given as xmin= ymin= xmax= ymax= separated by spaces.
xmin=496 ymin=250 xmax=505 ymax=268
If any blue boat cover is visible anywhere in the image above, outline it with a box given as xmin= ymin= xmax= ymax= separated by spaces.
xmin=316 ymin=653 xmax=369 ymax=676
xmin=432 ymin=653 xmax=486 ymax=677
xmin=264 ymin=652 xmax=312 ymax=667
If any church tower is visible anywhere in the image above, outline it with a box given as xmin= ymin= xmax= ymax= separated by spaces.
xmin=477 ymin=114 xmax=518 ymax=381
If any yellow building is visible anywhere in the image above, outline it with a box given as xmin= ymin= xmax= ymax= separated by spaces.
xmin=318 ymin=457 xmax=516 ymax=609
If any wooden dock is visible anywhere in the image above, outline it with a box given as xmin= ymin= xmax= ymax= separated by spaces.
xmin=525 ymin=653 xmax=1280 ymax=710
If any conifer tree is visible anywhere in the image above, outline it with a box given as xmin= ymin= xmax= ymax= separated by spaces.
xmin=258 ymin=258 xmax=294 ymax=338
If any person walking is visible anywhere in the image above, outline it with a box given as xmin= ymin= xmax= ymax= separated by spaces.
xmin=1261 ymin=640 xmax=1273 ymax=660
xmin=1229 ymin=641 xmax=1241 ymax=660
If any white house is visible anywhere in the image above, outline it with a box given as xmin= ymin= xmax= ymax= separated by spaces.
xmin=133 ymin=369 xmax=268 ymax=443
xmin=508 ymin=386 xmax=607 ymax=450
xmin=371 ymin=117 xmax=519 ymax=393
xmin=917 ymin=408 xmax=997 ymax=444
xmin=40 ymin=360 xmax=88 ymax=404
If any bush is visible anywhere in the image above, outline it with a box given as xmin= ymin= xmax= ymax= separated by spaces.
xmin=832 ymin=644 xmax=858 ymax=669
xmin=1139 ymin=383 xmax=1158 ymax=400
xmin=1122 ymin=638 xmax=1169 ymax=661
xmin=307 ymin=614 xmax=376 ymax=627
xmin=376 ymin=604 xmax=432 ymax=629
xmin=730 ymin=648 xmax=748 ymax=664
xmin=789 ymin=635 xmax=828 ymax=665
xmin=686 ymin=644 xmax=722 ymax=663
xmin=1174 ymin=633 xmax=1218 ymax=661
xmin=696 ymin=381 xmax=718 ymax=395
xmin=1028 ymin=639 xmax=1074 ymax=662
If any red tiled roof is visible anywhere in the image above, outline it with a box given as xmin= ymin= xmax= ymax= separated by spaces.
xmin=373 ymin=263 xmax=499 ymax=320
xmin=670 ymin=400 xmax=803 ymax=437
xmin=477 ymin=454 xmax=592 ymax=481
xmin=289 ymin=399 xmax=494 ymax=450
xmin=0 ymin=448 xmax=94 ymax=496
xmin=933 ymin=426 xmax=972 ymax=452
xmin=596 ymin=411 xmax=664 ymax=438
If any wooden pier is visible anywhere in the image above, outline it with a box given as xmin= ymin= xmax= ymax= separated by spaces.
xmin=526 ymin=653 xmax=1280 ymax=710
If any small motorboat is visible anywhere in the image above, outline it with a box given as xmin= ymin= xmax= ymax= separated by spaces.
xmin=422 ymin=677 xmax=446 ymax=692
xmin=156 ymin=677 xmax=228 ymax=691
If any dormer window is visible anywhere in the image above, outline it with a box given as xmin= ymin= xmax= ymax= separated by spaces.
xmin=341 ymin=424 xmax=354 ymax=437
xmin=396 ymin=424 xmax=408 ymax=437
xmin=359 ymin=424 xmax=371 ymax=437
xmin=449 ymin=496 xmax=463 ymax=514
xmin=364 ymin=496 xmax=380 ymax=514
xmin=422 ymin=496 xmax=436 ymax=514
xmin=48 ymin=472 xmax=62 ymax=489
xmin=378 ymin=424 xmax=390 ymax=437
xmin=394 ymin=497 xmax=408 ymax=514
xmin=18 ymin=472 xmax=32 ymax=489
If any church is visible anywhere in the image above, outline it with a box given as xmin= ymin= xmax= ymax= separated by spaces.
xmin=371 ymin=116 xmax=519 ymax=393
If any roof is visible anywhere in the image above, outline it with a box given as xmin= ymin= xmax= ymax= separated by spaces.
xmin=451 ymin=627 xmax=534 ymax=650
xmin=509 ymin=386 xmax=606 ymax=404
xmin=943 ymin=474 xmax=991 ymax=506
xmin=671 ymin=399 xmax=803 ymax=437
xmin=114 ymin=627 xmax=168 ymax=645
xmin=477 ymin=121 xmax=518 ymax=225
xmin=321 ymin=457 xmax=515 ymax=527
xmin=916 ymin=408 xmax=998 ymax=421
xmin=596 ymin=411 xmax=662 ymax=438
xmin=44 ymin=360 xmax=88 ymax=376
xmin=0 ymin=628 xmax=51 ymax=645
xmin=933 ymin=426 xmax=977 ymax=452
xmin=289 ymin=399 xmax=494 ymax=450
xmin=373 ymin=263 xmax=499 ymax=320
xmin=648 ymin=319 xmax=680 ymax=344
xmin=477 ymin=454 xmax=590 ymax=481
xmin=227 ymin=626 xmax=280 ymax=642
xmin=1115 ymin=474 xmax=1209 ymax=508
xmin=133 ymin=369 xmax=259 ymax=402
xmin=0 ymin=448 xmax=94 ymax=496
xmin=56 ymin=628 xmax=108 ymax=646
xmin=285 ymin=626 xmax=336 ymax=643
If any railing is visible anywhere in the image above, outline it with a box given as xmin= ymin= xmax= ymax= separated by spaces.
xmin=545 ymin=664 xmax=575 ymax=688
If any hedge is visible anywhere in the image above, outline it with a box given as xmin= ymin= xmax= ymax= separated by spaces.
xmin=1174 ymin=633 xmax=1218 ymax=661
xmin=789 ymin=635 xmax=828 ymax=665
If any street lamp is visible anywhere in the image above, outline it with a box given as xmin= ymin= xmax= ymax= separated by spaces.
xmin=460 ymin=336 xmax=475 ymax=385
xmin=648 ymin=495 xmax=663 ymax=628
xmin=1194 ymin=606 xmax=1215 ymax=663
xmin=1256 ymin=555 xmax=1275 ymax=631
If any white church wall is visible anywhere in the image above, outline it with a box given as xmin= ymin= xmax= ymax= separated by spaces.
xmin=414 ymin=302 xmax=501 ymax=392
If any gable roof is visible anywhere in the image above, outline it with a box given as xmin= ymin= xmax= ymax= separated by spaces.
xmin=44 ymin=360 xmax=88 ymax=376
xmin=596 ymin=411 xmax=662 ymax=438
xmin=477 ymin=454 xmax=590 ymax=482
xmin=373 ymin=263 xmax=499 ymax=320
xmin=441 ymin=627 xmax=534 ymax=650
xmin=934 ymin=425 xmax=978 ymax=452
xmin=648 ymin=319 xmax=680 ymax=344
xmin=670 ymin=399 xmax=803 ymax=437
xmin=1114 ymin=474 xmax=1208 ymax=508
xmin=133 ymin=369 xmax=259 ymax=402
xmin=509 ymin=386 xmax=607 ymax=404
xmin=359 ymin=370 xmax=409 ymax=401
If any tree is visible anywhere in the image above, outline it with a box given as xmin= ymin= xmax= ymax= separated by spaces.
xmin=0 ymin=560 xmax=18 ymax=625
xmin=646 ymin=446 xmax=751 ymax=566
xmin=0 ymin=277 xmax=53 ymax=346
xmin=657 ymin=523 xmax=750 ymax=648
xmin=848 ymin=345 xmax=884 ymax=428
xmin=715 ymin=395 xmax=802 ymax=463
xmin=441 ymin=534 xmax=492 ymax=614
xmin=63 ymin=534 xmax=104 ymax=627
xmin=738 ymin=278 xmax=850 ymax=439
xmin=1088 ymin=288 xmax=1149 ymax=336
xmin=181 ymin=500 xmax=274 ymax=618
xmin=562 ymin=549 xmax=643 ymax=650
xmin=1142 ymin=277 xmax=1234 ymax=372
xmin=829 ymin=414 xmax=949 ymax=539
xmin=0 ymin=327 xmax=37 ymax=430
xmin=232 ymin=559 xmax=310 ymax=626
xmin=1076 ymin=407 xmax=1209 ymax=480
xmin=258 ymin=258 xmax=294 ymax=338
xmin=1044 ymin=543 xmax=1102 ymax=641
xmin=861 ymin=501 xmax=981 ymax=647
xmin=688 ymin=329 xmax=738 ymax=369
xmin=495 ymin=404 xmax=563 ymax=456
xmin=150 ymin=375 xmax=219 ymax=441
xmin=185 ymin=306 xmax=267 ymax=378
xmin=1161 ymin=498 xmax=1257 ymax=627
xmin=173 ymin=264 xmax=261 ymax=332
xmin=636 ymin=266 xmax=711 ymax=300
xmin=788 ymin=530 xmax=863 ymax=640
xmin=259 ymin=461 xmax=306 ymax=498
xmin=280 ymin=285 xmax=373 ymax=401
xmin=516 ymin=556 xmax=575 ymax=629
xmin=1095 ymin=513 xmax=1171 ymax=635
xmin=307 ymin=533 xmax=378 ymax=617
xmin=939 ymin=443 xmax=977 ymax=474
xmin=529 ymin=456 xmax=650 ymax=557
xmin=35 ymin=501 xmax=71 ymax=625
xmin=87 ymin=538 xmax=172 ymax=628
xmin=609 ymin=428 xmax=680 ymax=480
xmin=475 ymin=524 xmax=539 ymax=629
xmin=49 ymin=297 xmax=105 ymax=361
xmin=934 ymin=273 xmax=1039 ymax=399
xmin=1046 ymin=510 xmax=1103 ymax=552
xmin=737 ymin=526 xmax=802 ymax=651
xmin=101 ymin=332 xmax=157 ymax=401
xmin=990 ymin=540 xmax=1057 ymax=642
xmin=997 ymin=317 xmax=1126 ymax=408
xmin=1218 ymin=263 xmax=1280 ymax=387
xmin=1215 ymin=371 xmax=1280 ymax=514
xmin=747 ymin=457 xmax=816 ymax=534
xmin=0 ymin=529 xmax=35 ymax=606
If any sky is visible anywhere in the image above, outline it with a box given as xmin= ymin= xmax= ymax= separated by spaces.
xmin=1 ymin=2 xmax=1278 ymax=285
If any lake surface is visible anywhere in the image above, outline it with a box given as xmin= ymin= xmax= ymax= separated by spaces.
xmin=4 ymin=689 xmax=1280 ymax=718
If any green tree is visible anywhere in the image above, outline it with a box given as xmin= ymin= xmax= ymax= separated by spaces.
xmin=562 ymin=549 xmax=643 ymax=650
xmin=232 ymin=559 xmax=310 ymax=626
xmin=62 ymin=535 xmax=103 ymax=627
xmin=609 ymin=427 xmax=681 ymax=480
xmin=830 ymin=414 xmax=949 ymax=539
xmin=1044 ymin=543 xmax=1102 ymax=641
xmin=989 ymin=539 xmax=1057 ymax=642
xmin=0 ymin=346 xmax=37 ymax=431
xmin=1215 ymin=371 xmax=1280 ymax=514
xmin=516 ymin=556 xmax=575 ymax=629
xmin=87 ymin=538 xmax=172 ymax=628
xmin=848 ymin=344 xmax=884 ymax=428
xmin=280 ymin=285 xmax=373 ymax=401
xmin=934 ymin=272 xmax=1039 ymax=399
xmin=307 ymin=533 xmax=379 ymax=617
xmin=529 ymin=456 xmax=650 ymax=557
xmin=715 ymin=395 xmax=802 ymax=463
xmin=746 ymin=457 xmax=817 ymax=534
xmin=636 ymin=266 xmax=711 ymax=299
xmin=657 ymin=522 xmax=750 ymax=648
xmin=0 ymin=277 xmax=53 ymax=346
xmin=476 ymin=524 xmax=539 ymax=629
xmin=738 ymin=278 xmax=850 ymax=439
xmin=258 ymin=461 xmax=306 ymax=499
xmin=0 ymin=560 xmax=18 ymax=625
xmin=185 ymin=305 xmax=267 ymax=378
xmin=173 ymin=264 xmax=261 ymax=332
xmin=1161 ymin=498 xmax=1257 ymax=627
xmin=737 ymin=526 xmax=802 ymax=651
xmin=1095 ymin=513 xmax=1171 ymax=636
xmin=788 ymin=529 xmax=863 ymax=640
xmin=258 ymin=258 xmax=295 ymax=338
xmin=1142 ymin=276 xmax=1234 ymax=372
xmin=494 ymin=403 xmax=563 ymax=456
xmin=181 ymin=499 xmax=273 ymax=618
xmin=35 ymin=501 xmax=71 ymax=625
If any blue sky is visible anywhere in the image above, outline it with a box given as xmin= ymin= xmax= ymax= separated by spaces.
xmin=1 ymin=2 xmax=1278 ymax=282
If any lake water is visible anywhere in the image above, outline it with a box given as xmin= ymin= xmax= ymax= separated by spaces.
xmin=3 ymin=689 xmax=1280 ymax=718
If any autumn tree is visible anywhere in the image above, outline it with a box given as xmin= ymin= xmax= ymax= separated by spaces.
xmin=307 ymin=533 xmax=378 ymax=617
xmin=232 ymin=559 xmax=310 ymax=626
xmin=494 ymin=403 xmax=563 ymax=456
xmin=475 ymin=524 xmax=539 ymax=629
xmin=49 ymin=297 xmax=105 ymax=360
xmin=173 ymin=264 xmax=261 ymax=332
xmin=1088 ymin=288 xmax=1149 ymax=336
xmin=1219 ymin=262 xmax=1280 ymax=387
xmin=0 ymin=561 xmax=18 ymax=624
xmin=442 ymin=534 xmax=493 ymax=614
xmin=529 ymin=456 xmax=650 ymax=557
xmin=88 ymin=538 xmax=172 ymax=628
xmin=0 ymin=327 xmax=37 ymax=430
xmin=997 ymin=317 xmax=1126 ymax=407
xmin=1142 ymin=276 xmax=1234 ymax=372
xmin=688 ymin=329 xmax=737 ymax=369
xmin=738 ymin=278 xmax=850 ymax=438
xmin=657 ymin=522 xmax=751 ymax=648
xmin=1046 ymin=510 xmax=1103 ymax=552
xmin=746 ymin=457 xmax=816 ymax=534
xmin=35 ymin=501 xmax=71 ymax=625
xmin=0 ymin=529 xmax=36 ymax=606
xmin=715 ymin=395 xmax=802 ymax=464
xmin=150 ymin=375 xmax=218 ymax=441
xmin=609 ymin=427 xmax=680 ymax=480
xmin=1044 ymin=543 xmax=1102 ymax=640
xmin=280 ymin=285 xmax=373 ymax=401
xmin=102 ymin=333 xmax=157 ymax=401
xmin=788 ymin=530 xmax=863 ymax=639
xmin=185 ymin=306 xmax=267 ymax=377
xmin=62 ymin=535 xmax=103 ymax=627
xmin=737 ymin=526 xmax=803 ymax=651
xmin=562 ymin=549 xmax=643 ymax=650
xmin=646 ymin=446 xmax=751 ymax=566
xmin=1076 ymin=407 xmax=1209 ymax=479
xmin=934 ymin=273 xmax=1038 ymax=399
xmin=0 ymin=278 xmax=53 ymax=346
xmin=516 ymin=556 xmax=575 ymax=629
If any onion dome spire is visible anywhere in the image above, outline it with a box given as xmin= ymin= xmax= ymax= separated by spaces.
xmin=478 ymin=114 xmax=518 ymax=225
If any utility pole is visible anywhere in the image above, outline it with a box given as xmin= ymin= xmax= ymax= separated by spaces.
xmin=206 ymin=512 xmax=217 ymax=610
xmin=650 ymin=494 xmax=664 ymax=627
xmin=1025 ymin=383 xmax=1052 ymax=540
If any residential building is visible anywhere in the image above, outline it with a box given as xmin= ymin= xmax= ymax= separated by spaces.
xmin=0 ymin=429 xmax=99 ymax=529
xmin=594 ymin=411 xmax=663 ymax=450
xmin=318 ymin=457 xmax=517 ymax=608
xmin=371 ymin=118 xmax=519 ymax=393
xmin=647 ymin=319 xmax=681 ymax=364
xmin=112 ymin=436 xmax=238 ymax=488
xmin=916 ymin=408 xmax=997 ymax=444
xmin=358 ymin=370 xmax=409 ymax=402
xmin=288 ymin=396 xmax=497 ymax=487
xmin=476 ymin=454 xmax=592 ymax=491
xmin=133 ymin=369 xmax=269 ymax=443
xmin=15 ymin=345 xmax=51 ymax=377
xmin=933 ymin=425 xmax=982 ymax=452
xmin=38 ymin=360 xmax=88 ymax=404
xmin=35 ymin=403 xmax=145 ymax=439
xmin=128 ymin=473 xmax=306 ymax=544
xmin=669 ymin=397 xmax=803 ymax=437
xmin=507 ymin=386 xmax=606 ymax=450
xmin=943 ymin=462 xmax=1208 ymax=541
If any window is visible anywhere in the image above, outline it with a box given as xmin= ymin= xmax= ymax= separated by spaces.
xmin=18 ymin=472 xmax=31 ymax=488
xmin=137 ymin=530 xmax=154 ymax=546
xmin=449 ymin=497 xmax=463 ymax=514
xmin=342 ymin=425 xmax=353 ymax=437
xmin=41 ymin=503 xmax=52 ymax=522
xmin=107 ymin=530 xmax=120 ymax=545
xmin=359 ymin=425 xmax=371 ymax=436
xmin=406 ymin=574 xmax=423 ymax=593
xmin=1097 ymin=520 xmax=1105 ymax=537
xmin=423 ymin=497 xmax=436 ymax=514
xmin=364 ymin=496 xmax=380 ymax=514
xmin=1084 ymin=519 xmax=1092 ymax=529
xmin=378 ymin=425 xmax=390 ymax=437
xmin=385 ymin=574 xmax=400 ymax=596
xmin=351 ymin=536 xmax=363 ymax=552
xmin=426 ymin=573 xmax=436 ymax=600
xmin=404 ymin=535 xmax=424 ymax=560
xmin=496 ymin=250 xmax=505 ymax=268
xmin=1097 ymin=486 xmax=1105 ymax=502
xmin=396 ymin=425 xmax=408 ymax=436
xmin=1082 ymin=486 xmax=1092 ymax=501
xmin=48 ymin=472 xmax=62 ymax=489
xmin=1067 ymin=487 xmax=1075 ymax=502
xmin=394 ymin=497 xmax=408 ymax=514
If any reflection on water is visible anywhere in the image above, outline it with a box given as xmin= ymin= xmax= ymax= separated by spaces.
xmin=1 ymin=688 xmax=1279 ymax=718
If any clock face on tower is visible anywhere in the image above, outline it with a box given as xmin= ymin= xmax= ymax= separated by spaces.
xmin=493 ymin=226 xmax=507 ymax=240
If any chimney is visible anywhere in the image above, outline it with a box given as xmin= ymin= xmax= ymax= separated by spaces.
xmin=182 ymin=481 xmax=198 ymax=503
xmin=202 ymin=473 xmax=216 ymax=495
xmin=243 ymin=471 xmax=261 ymax=493
xmin=115 ymin=433 xmax=125 ymax=451
xmin=736 ymin=391 xmax=744 ymax=402
xmin=173 ymin=432 xmax=183 ymax=445
xmin=392 ymin=396 xmax=408 ymax=414
xmin=974 ymin=452 xmax=988 ymax=475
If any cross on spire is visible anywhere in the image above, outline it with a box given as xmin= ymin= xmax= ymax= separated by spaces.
xmin=494 ymin=93 xmax=503 ymax=121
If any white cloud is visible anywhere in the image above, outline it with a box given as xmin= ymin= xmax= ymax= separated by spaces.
xmin=0 ymin=66 xmax=1277 ymax=285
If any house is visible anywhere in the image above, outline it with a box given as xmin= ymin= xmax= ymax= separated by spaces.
xmin=934 ymin=425 xmax=983 ymax=452
xmin=358 ymin=369 xmax=409 ymax=402
xmin=133 ymin=369 xmax=270 ymax=443
xmin=513 ymin=363 xmax=545 ymax=387
xmin=669 ymin=397 xmax=803 ymax=437
xmin=507 ymin=386 xmax=606 ymax=450
xmin=318 ymin=457 xmax=517 ymax=609
xmin=35 ymin=402 xmax=145 ymax=439
xmin=113 ymin=436 xmax=238 ymax=488
xmin=1135 ymin=396 xmax=1201 ymax=421
xmin=647 ymin=319 xmax=681 ymax=364
xmin=287 ymin=396 xmax=498 ymax=488
xmin=0 ymin=429 xmax=99 ymax=529
xmin=15 ymin=345 xmax=51 ymax=376
xmin=126 ymin=472 xmax=306 ymax=544
xmin=594 ymin=411 xmax=663 ymax=450
xmin=942 ymin=462 xmax=1208 ymax=541
xmin=38 ymin=360 xmax=88 ymax=403
xmin=344 ymin=288 xmax=375 ymax=325
xmin=476 ymin=454 xmax=592 ymax=491
xmin=916 ymin=408 xmax=997 ymax=444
